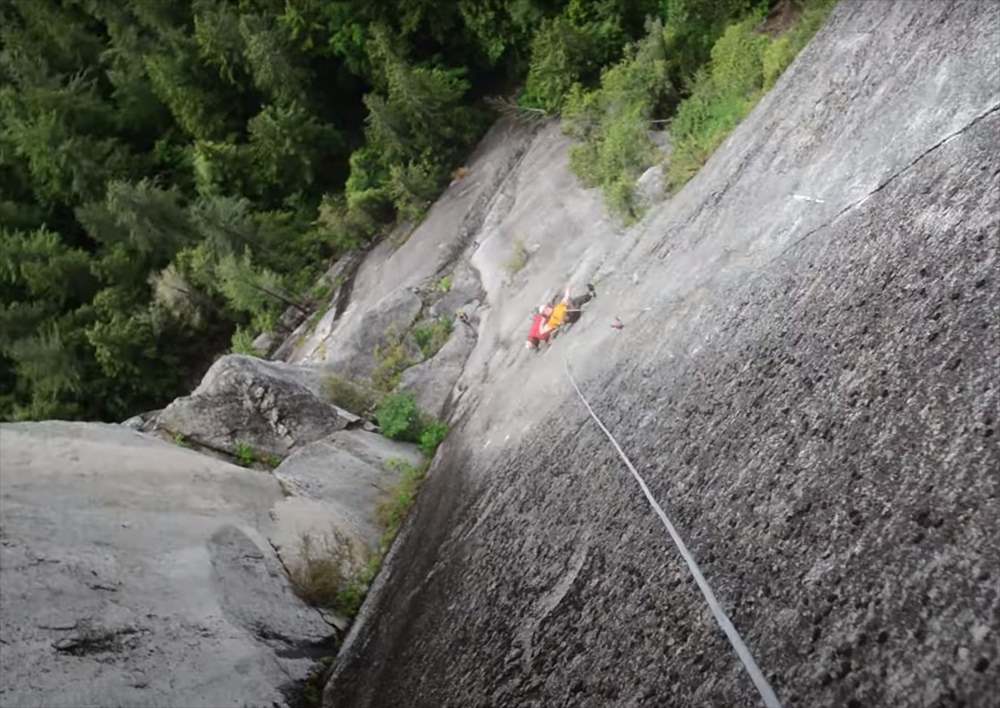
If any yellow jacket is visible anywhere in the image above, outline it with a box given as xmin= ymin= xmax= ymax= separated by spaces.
xmin=546 ymin=302 xmax=568 ymax=330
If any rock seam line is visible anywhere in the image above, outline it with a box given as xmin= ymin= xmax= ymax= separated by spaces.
xmin=772 ymin=101 xmax=1000 ymax=263
xmin=563 ymin=356 xmax=783 ymax=708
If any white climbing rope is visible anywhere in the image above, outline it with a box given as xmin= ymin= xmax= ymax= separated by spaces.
xmin=563 ymin=357 xmax=783 ymax=708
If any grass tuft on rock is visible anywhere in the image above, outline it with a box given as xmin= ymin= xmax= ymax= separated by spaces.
xmin=371 ymin=329 xmax=413 ymax=392
xmin=322 ymin=375 xmax=380 ymax=416
xmin=504 ymin=239 xmax=529 ymax=276
xmin=287 ymin=529 xmax=365 ymax=616
xmin=375 ymin=458 xmax=430 ymax=552
xmin=412 ymin=316 xmax=453 ymax=359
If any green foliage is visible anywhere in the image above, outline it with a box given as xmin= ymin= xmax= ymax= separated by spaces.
xmin=299 ymin=657 xmax=336 ymax=708
xmin=360 ymin=26 xmax=484 ymax=218
xmin=216 ymin=249 xmax=302 ymax=332
xmin=0 ymin=0 xmax=517 ymax=423
xmin=762 ymin=0 xmax=836 ymax=89
xmin=564 ymin=20 xmax=668 ymax=221
xmin=437 ymin=275 xmax=453 ymax=293
xmin=667 ymin=0 xmax=834 ymax=190
xmin=7 ymin=0 xmax=817 ymax=423
xmin=658 ymin=0 xmax=758 ymax=107
xmin=521 ymin=0 xmax=657 ymax=112
xmin=333 ymin=553 xmax=382 ymax=619
xmin=287 ymin=529 xmax=363 ymax=612
xmin=504 ymin=238 xmax=529 ymax=276
xmin=560 ymin=0 xmax=833 ymax=217
xmin=412 ymin=317 xmax=454 ymax=359
xmin=376 ymin=392 xmax=422 ymax=441
xmin=376 ymin=458 xmax=429 ymax=547
xmin=323 ymin=375 xmax=380 ymax=416
xmin=234 ymin=440 xmax=257 ymax=467
xmin=230 ymin=326 xmax=259 ymax=355
xmin=371 ymin=330 xmax=414 ymax=392
xmin=419 ymin=421 xmax=449 ymax=457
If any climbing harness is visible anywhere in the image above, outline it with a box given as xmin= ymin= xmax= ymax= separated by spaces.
xmin=563 ymin=357 xmax=782 ymax=708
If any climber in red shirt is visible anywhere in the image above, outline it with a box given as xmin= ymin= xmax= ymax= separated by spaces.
xmin=526 ymin=305 xmax=553 ymax=350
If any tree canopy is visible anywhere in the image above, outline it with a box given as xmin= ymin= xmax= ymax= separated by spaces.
xmin=1 ymin=0 xmax=794 ymax=421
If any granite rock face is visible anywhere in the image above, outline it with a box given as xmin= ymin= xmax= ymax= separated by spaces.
xmin=321 ymin=287 xmax=423 ymax=381
xmin=326 ymin=2 xmax=1000 ymax=707
xmin=153 ymin=354 xmax=351 ymax=458
xmin=0 ymin=422 xmax=335 ymax=708
xmin=398 ymin=322 xmax=478 ymax=419
xmin=269 ymin=429 xmax=424 ymax=573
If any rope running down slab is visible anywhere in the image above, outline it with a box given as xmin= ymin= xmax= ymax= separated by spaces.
xmin=563 ymin=356 xmax=783 ymax=708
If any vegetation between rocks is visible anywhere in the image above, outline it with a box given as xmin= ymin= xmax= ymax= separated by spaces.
xmin=288 ymin=456 xmax=434 ymax=623
xmin=504 ymin=239 xmax=529 ymax=276
xmin=561 ymin=0 xmax=835 ymax=220
xmin=375 ymin=392 xmax=448 ymax=449
xmin=667 ymin=0 xmax=835 ymax=190
xmin=322 ymin=375 xmax=380 ymax=417
xmin=288 ymin=528 xmax=364 ymax=615
xmin=233 ymin=439 xmax=280 ymax=468
xmin=371 ymin=329 xmax=414 ymax=392
xmin=412 ymin=317 xmax=454 ymax=359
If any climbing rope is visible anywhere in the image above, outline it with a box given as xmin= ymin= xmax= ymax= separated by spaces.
xmin=563 ymin=356 xmax=783 ymax=708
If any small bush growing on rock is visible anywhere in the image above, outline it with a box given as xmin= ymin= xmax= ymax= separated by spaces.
xmin=299 ymin=656 xmax=336 ymax=708
xmin=233 ymin=440 xmax=256 ymax=467
xmin=376 ymin=459 xmax=429 ymax=550
xmin=437 ymin=275 xmax=453 ymax=293
xmin=334 ymin=553 xmax=382 ymax=618
xmin=371 ymin=330 xmax=413 ymax=392
xmin=419 ymin=421 xmax=449 ymax=457
xmin=504 ymin=239 xmax=529 ymax=276
xmin=412 ymin=317 xmax=453 ymax=360
xmin=288 ymin=529 xmax=360 ymax=611
xmin=323 ymin=375 xmax=380 ymax=416
xmin=230 ymin=326 xmax=259 ymax=355
xmin=376 ymin=392 xmax=422 ymax=441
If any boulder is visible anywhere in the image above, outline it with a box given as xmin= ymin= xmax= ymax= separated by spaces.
xmin=634 ymin=164 xmax=665 ymax=211
xmin=154 ymin=354 xmax=352 ymax=458
xmin=269 ymin=430 xmax=424 ymax=570
xmin=398 ymin=320 xmax=477 ymax=419
xmin=322 ymin=287 xmax=423 ymax=380
xmin=0 ymin=422 xmax=334 ymax=708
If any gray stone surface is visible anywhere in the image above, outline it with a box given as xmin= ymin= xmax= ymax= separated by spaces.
xmin=0 ymin=422 xmax=334 ymax=708
xmin=286 ymin=120 xmax=538 ymax=371
xmin=277 ymin=250 xmax=367 ymax=364
xmin=269 ymin=429 xmax=424 ymax=571
xmin=398 ymin=322 xmax=477 ymax=419
xmin=429 ymin=260 xmax=484 ymax=319
xmin=326 ymin=2 xmax=1000 ymax=707
xmin=321 ymin=287 xmax=423 ymax=380
xmin=154 ymin=354 xmax=350 ymax=458
xmin=634 ymin=164 xmax=665 ymax=210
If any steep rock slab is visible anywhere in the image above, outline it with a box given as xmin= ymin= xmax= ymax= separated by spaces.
xmin=0 ymin=422 xmax=333 ymax=708
xmin=154 ymin=354 xmax=352 ymax=458
xmin=320 ymin=287 xmax=423 ymax=381
xmin=269 ymin=429 xmax=423 ymax=571
xmin=292 ymin=120 xmax=537 ymax=369
xmin=398 ymin=321 xmax=478 ymax=419
xmin=326 ymin=2 xmax=1000 ymax=707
